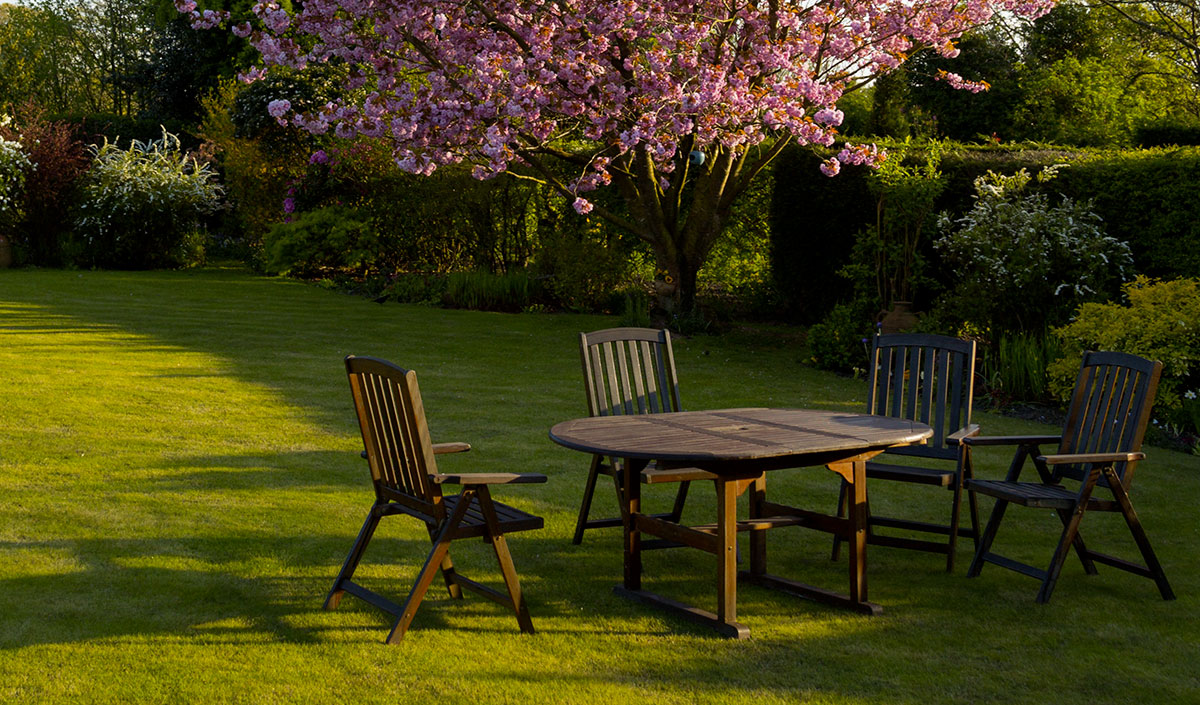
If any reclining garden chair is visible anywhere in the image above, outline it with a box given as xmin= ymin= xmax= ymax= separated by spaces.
xmin=572 ymin=327 xmax=717 ymax=545
xmin=832 ymin=333 xmax=980 ymax=571
xmin=325 ymin=355 xmax=546 ymax=643
xmin=964 ymin=351 xmax=1174 ymax=603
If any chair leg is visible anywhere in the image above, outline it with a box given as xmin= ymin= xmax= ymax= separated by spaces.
xmin=427 ymin=525 xmax=463 ymax=599
xmin=967 ymin=497 xmax=1009 ymax=578
xmin=324 ymin=503 xmax=384 ymax=610
xmin=478 ymin=486 xmax=535 ymax=633
xmin=668 ymin=480 xmax=691 ymax=524
xmin=1053 ymin=507 xmax=1099 ymax=575
xmin=572 ymin=454 xmax=606 ymax=545
xmin=1105 ymin=468 xmax=1176 ymax=600
xmin=386 ymin=492 xmax=473 ymax=644
xmin=946 ymin=476 xmax=964 ymax=573
xmin=830 ymin=480 xmax=848 ymax=561
xmin=1037 ymin=502 xmax=1089 ymax=604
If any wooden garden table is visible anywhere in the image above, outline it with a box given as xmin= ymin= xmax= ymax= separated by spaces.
xmin=549 ymin=408 xmax=932 ymax=638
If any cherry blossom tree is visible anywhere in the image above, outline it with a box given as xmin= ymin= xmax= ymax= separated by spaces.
xmin=183 ymin=0 xmax=1054 ymax=313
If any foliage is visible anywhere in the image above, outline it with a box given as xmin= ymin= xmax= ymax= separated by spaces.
xmin=535 ymin=228 xmax=635 ymax=313
xmin=0 ymin=104 xmax=90 ymax=266
xmin=441 ymin=269 xmax=541 ymax=313
xmin=807 ymin=302 xmax=876 ymax=374
xmin=0 ymin=0 xmax=155 ymax=116
xmin=840 ymin=143 xmax=945 ymax=311
xmin=74 ymin=129 xmax=223 ymax=269
xmin=197 ymin=0 xmax=1053 ymax=313
xmin=1050 ymin=277 xmax=1200 ymax=431
xmin=903 ymin=29 xmax=1023 ymax=142
xmin=262 ymin=206 xmax=379 ymax=277
xmin=1134 ymin=117 xmax=1200 ymax=147
xmin=198 ymin=79 xmax=309 ymax=252
xmin=933 ymin=166 xmax=1132 ymax=334
xmin=0 ymin=129 xmax=31 ymax=230
xmin=1052 ymin=148 xmax=1200 ymax=278
xmin=980 ymin=331 xmax=1062 ymax=405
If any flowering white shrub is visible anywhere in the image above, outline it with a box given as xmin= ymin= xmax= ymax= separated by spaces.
xmin=0 ymin=131 xmax=33 ymax=225
xmin=75 ymin=130 xmax=223 ymax=268
xmin=935 ymin=167 xmax=1133 ymax=333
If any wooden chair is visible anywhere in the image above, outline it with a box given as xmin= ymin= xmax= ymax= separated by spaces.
xmin=965 ymin=351 xmax=1175 ymax=603
xmin=572 ymin=327 xmax=717 ymax=545
xmin=832 ymin=333 xmax=980 ymax=571
xmin=325 ymin=355 xmax=546 ymax=643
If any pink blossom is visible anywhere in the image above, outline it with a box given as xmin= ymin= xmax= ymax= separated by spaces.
xmin=174 ymin=0 xmax=196 ymax=13
xmin=819 ymin=158 xmax=841 ymax=177
xmin=283 ymin=197 xmax=295 ymax=213
xmin=267 ymin=99 xmax=291 ymax=122
xmin=572 ymin=197 xmax=594 ymax=215
xmin=935 ymin=70 xmax=990 ymax=93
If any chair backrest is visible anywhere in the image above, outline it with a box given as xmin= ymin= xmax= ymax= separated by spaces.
xmin=867 ymin=333 xmax=976 ymax=461
xmin=344 ymin=355 xmax=441 ymax=508
xmin=1056 ymin=351 xmax=1162 ymax=487
xmin=579 ymin=327 xmax=682 ymax=417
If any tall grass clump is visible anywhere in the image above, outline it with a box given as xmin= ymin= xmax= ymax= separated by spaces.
xmin=442 ymin=269 xmax=541 ymax=312
xmin=74 ymin=129 xmax=223 ymax=269
xmin=982 ymin=331 xmax=1061 ymax=404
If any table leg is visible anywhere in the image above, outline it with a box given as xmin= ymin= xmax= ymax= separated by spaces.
xmin=846 ymin=459 xmax=868 ymax=603
xmin=716 ymin=478 xmax=738 ymax=626
xmin=623 ymin=458 xmax=647 ymax=591
xmin=748 ymin=474 xmax=767 ymax=576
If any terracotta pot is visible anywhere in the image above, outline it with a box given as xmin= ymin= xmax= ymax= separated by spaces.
xmin=880 ymin=300 xmax=917 ymax=335
xmin=0 ymin=234 xmax=12 ymax=269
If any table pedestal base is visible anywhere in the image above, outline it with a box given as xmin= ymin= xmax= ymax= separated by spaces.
xmin=613 ymin=586 xmax=751 ymax=639
xmin=738 ymin=571 xmax=882 ymax=616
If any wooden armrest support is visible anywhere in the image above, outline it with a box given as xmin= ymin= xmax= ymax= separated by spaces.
xmin=946 ymin=424 xmax=981 ymax=445
xmin=1038 ymin=452 xmax=1145 ymax=465
xmin=435 ymin=472 xmax=548 ymax=485
xmin=433 ymin=442 xmax=471 ymax=454
xmin=962 ymin=435 xmax=1062 ymax=447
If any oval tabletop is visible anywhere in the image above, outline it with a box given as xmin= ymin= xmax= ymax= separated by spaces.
xmin=549 ymin=408 xmax=932 ymax=463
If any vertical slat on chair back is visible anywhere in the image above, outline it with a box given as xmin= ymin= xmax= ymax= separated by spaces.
xmin=1056 ymin=351 xmax=1162 ymax=486
xmin=345 ymin=355 xmax=439 ymax=503
xmin=867 ymin=333 xmax=976 ymax=461
xmin=580 ymin=328 xmax=682 ymax=417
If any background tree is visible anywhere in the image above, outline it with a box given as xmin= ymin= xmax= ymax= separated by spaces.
xmin=190 ymin=0 xmax=1054 ymax=314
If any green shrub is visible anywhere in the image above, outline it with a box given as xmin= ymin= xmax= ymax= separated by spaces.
xmin=1050 ymin=276 xmax=1200 ymax=430
xmin=383 ymin=273 xmax=447 ymax=305
xmin=73 ymin=129 xmax=222 ymax=269
xmin=1 ymin=105 xmax=90 ymax=266
xmin=262 ymin=206 xmax=379 ymax=277
xmin=0 ymin=128 xmax=31 ymax=230
xmin=807 ymin=302 xmax=875 ymax=374
xmin=536 ymin=228 xmax=635 ymax=312
xmin=442 ymin=269 xmax=541 ymax=313
xmin=934 ymin=167 xmax=1131 ymax=334
xmin=1134 ymin=118 xmax=1200 ymax=148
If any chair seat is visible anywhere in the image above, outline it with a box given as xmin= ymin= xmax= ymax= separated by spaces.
xmin=441 ymin=493 xmax=544 ymax=537
xmin=966 ymin=479 xmax=1077 ymax=509
xmin=866 ymin=461 xmax=955 ymax=487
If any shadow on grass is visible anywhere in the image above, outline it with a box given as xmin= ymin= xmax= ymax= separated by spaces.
xmin=0 ymin=533 xmax=640 ymax=649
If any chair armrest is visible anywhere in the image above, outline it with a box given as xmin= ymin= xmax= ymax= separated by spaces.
xmin=962 ymin=435 xmax=1062 ymax=447
xmin=435 ymin=472 xmax=548 ymax=485
xmin=946 ymin=424 xmax=981 ymax=446
xmin=1038 ymin=452 xmax=1145 ymax=465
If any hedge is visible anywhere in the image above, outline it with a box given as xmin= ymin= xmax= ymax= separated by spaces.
xmin=768 ymin=142 xmax=1200 ymax=322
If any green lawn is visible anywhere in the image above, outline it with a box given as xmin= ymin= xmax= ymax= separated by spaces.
xmin=1 ymin=267 xmax=1197 ymax=704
